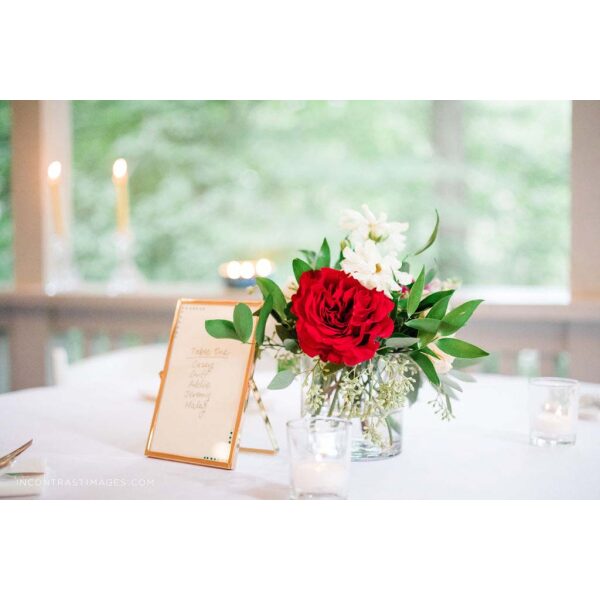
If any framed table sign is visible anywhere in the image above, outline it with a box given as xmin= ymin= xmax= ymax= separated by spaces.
xmin=145 ymin=299 xmax=261 ymax=470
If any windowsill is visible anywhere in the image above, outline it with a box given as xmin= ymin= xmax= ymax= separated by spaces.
xmin=0 ymin=283 xmax=598 ymax=322
xmin=457 ymin=286 xmax=570 ymax=306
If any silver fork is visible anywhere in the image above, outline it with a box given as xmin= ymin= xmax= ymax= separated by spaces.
xmin=0 ymin=440 xmax=33 ymax=469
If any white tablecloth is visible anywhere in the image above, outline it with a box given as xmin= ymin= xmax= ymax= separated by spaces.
xmin=1 ymin=374 xmax=599 ymax=499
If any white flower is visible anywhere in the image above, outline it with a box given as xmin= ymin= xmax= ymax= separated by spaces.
xmin=281 ymin=276 xmax=298 ymax=301
xmin=341 ymin=240 xmax=411 ymax=296
xmin=340 ymin=204 xmax=409 ymax=252
xmin=425 ymin=278 xmax=443 ymax=294
xmin=429 ymin=343 xmax=455 ymax=375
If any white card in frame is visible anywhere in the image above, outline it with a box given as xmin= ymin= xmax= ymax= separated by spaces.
xmin=145 ymin=298 xmax=261 ymax=470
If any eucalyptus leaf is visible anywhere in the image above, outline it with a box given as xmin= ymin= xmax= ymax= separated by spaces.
xmin=292 ymin=258 xmax=312 ymax=283
xmin=205 ymin=319 xmax=239 ymax=341
xmin=233 ymin=303 xmax=253 ymax=343
xmin=407 ymin=267 xmax=425 ymax=317
xmin=436 ymin=338 xmax=489 ymax=358
xmin=384 ymin=336 xmax=419 ymax=348
xmin=283 ymin=338 xmax=299 ymax=352
xmin=267 ymin=369 xmax=296 ymax=390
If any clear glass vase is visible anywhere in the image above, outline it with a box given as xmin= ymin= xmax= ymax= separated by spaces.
xmin=300 ymin=355 xmax=415 ymax=461
xmin=349 ymin=408 xmax=403 ymax=461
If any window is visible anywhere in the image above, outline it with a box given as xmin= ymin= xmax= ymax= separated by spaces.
xmin=0 ymin=101 xmax=11 ymax=283
xmin=69 ymin=101 xmax=569 ymax=290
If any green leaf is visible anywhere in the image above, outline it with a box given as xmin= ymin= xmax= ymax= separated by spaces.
xmin=315 ymin=238 xmax=331 ymax=269
xmin=439 ymin=299 xmax=484 ymax=336
xmin=384 ymin=336 xmax=419 ymax=348
xmin=254 ymin=295 xmax=273 ymax=346
xmin=300 ymin=249 xmax=317 ymax=267
xmin=452 ymin=357 xmax=484 ymax=370
xmin=390 ymin=294 xmax=399 ymax=322
xmin=322 ymin=362 xmax=344 ymax=376
xmin=440 ymin=374 xmax=463 ymax=393
xmin=255 ymin=276 xmax=287 ymax=320
xmin=420 ymin=346 xmax=439 ymax=358
xmin=404 ymin=318 xmax=440 ymax=334
xmin=233 ymin=303 xmax=253 ymax=343
xmin=407 ymin=267 xmax=425 ymax=317
xmin=205 ymin=319 xmax=239 ymax=341
xmin=410 ymin=350 xmax=440 ymax=386
xmin=400 ymin=261 xmax=410 ymax=273
xmin=417 ymin=331 xmax=437 ymax=347
xmin=292 ymin=258 xmax=312 ymax=283
xmin=426 ymin=294 xmax=452 ymax=321
xmin=425 ymin=268 xmax=437 ymax=285
xmin=412 ymin=209 xmax=439 ymax=256
xmin=436 ymin=338 xmax=489 ymax=358
xmin=417 ymin=289 xmax=454 ymax=311
xmin=449 ymin=369 xmax=477 ymax=383
xmin=267 ymin=369 xmax=296 ymax=390
xmin=283 ymin=338 xmax=299 ymax=352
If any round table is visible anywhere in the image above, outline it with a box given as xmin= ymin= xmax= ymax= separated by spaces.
xmin=1 ymin=374 xmax=599 ymax=499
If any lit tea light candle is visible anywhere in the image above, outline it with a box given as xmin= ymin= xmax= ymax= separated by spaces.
xmin=112 ymin=158 xmax=130 ymax=233
xmin=291 ymin=459 xmax=349 ymax=497
xmin=255 ymin=258 xmax=273 ymax=277
xmin=218 ymin=258 xmax=274 ymax=288
xmin=47 ymin=161 xmax=65 ymax=237
xmin=239 ymin=261 xmax=255 ymax=279
xmin=533 ymin=403 xmax=572 ymax=437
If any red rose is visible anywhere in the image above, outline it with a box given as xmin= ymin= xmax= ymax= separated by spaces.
xmin=290 ymin=268 xmax=394 ymax=366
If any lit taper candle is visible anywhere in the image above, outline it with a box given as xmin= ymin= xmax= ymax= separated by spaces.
xmin=112 ymin=158 xmax=130 ymax=233
xmin=47 ymin=161 xmax=65 ymax=237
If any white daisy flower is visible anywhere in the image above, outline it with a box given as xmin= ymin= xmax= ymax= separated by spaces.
xmin=341 ymin=240 xmax=411 ymax=297
xmin=340 ymin=204 xmax=409 ymax=252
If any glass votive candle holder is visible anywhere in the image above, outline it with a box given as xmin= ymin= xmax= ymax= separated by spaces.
xmin=287 ymin=417 xmax=352 ymax=500
xmin=529 ymin=377 xmax=579 ymax=447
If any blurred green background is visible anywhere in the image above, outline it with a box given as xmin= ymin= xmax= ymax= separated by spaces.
xmin=0 ymin=101 xmax=570 ymax=287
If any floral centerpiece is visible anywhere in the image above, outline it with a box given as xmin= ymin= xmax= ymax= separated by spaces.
xmin=206 ymin=206 xmax=488 ymax=460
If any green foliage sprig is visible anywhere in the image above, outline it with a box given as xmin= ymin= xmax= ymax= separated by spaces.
xmin=205 ymin=211 xmax=488 ymax=421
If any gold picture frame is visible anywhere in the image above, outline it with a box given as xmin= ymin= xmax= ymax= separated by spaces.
xmin=145 ymin=298 xmax=263 ymax=470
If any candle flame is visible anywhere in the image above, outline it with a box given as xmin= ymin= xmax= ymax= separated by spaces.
xmin=240 ymin=261 xmax=255 ymax=279
xmin=112 ymin=158 xmax=128 ymax=179
xmin=226 ymin=261 xmax=241 ymax=279
xmin=255 ymin=258 xmax=273 ymax=277
xmin=48 ymin=161 xmax=62 ymax=181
